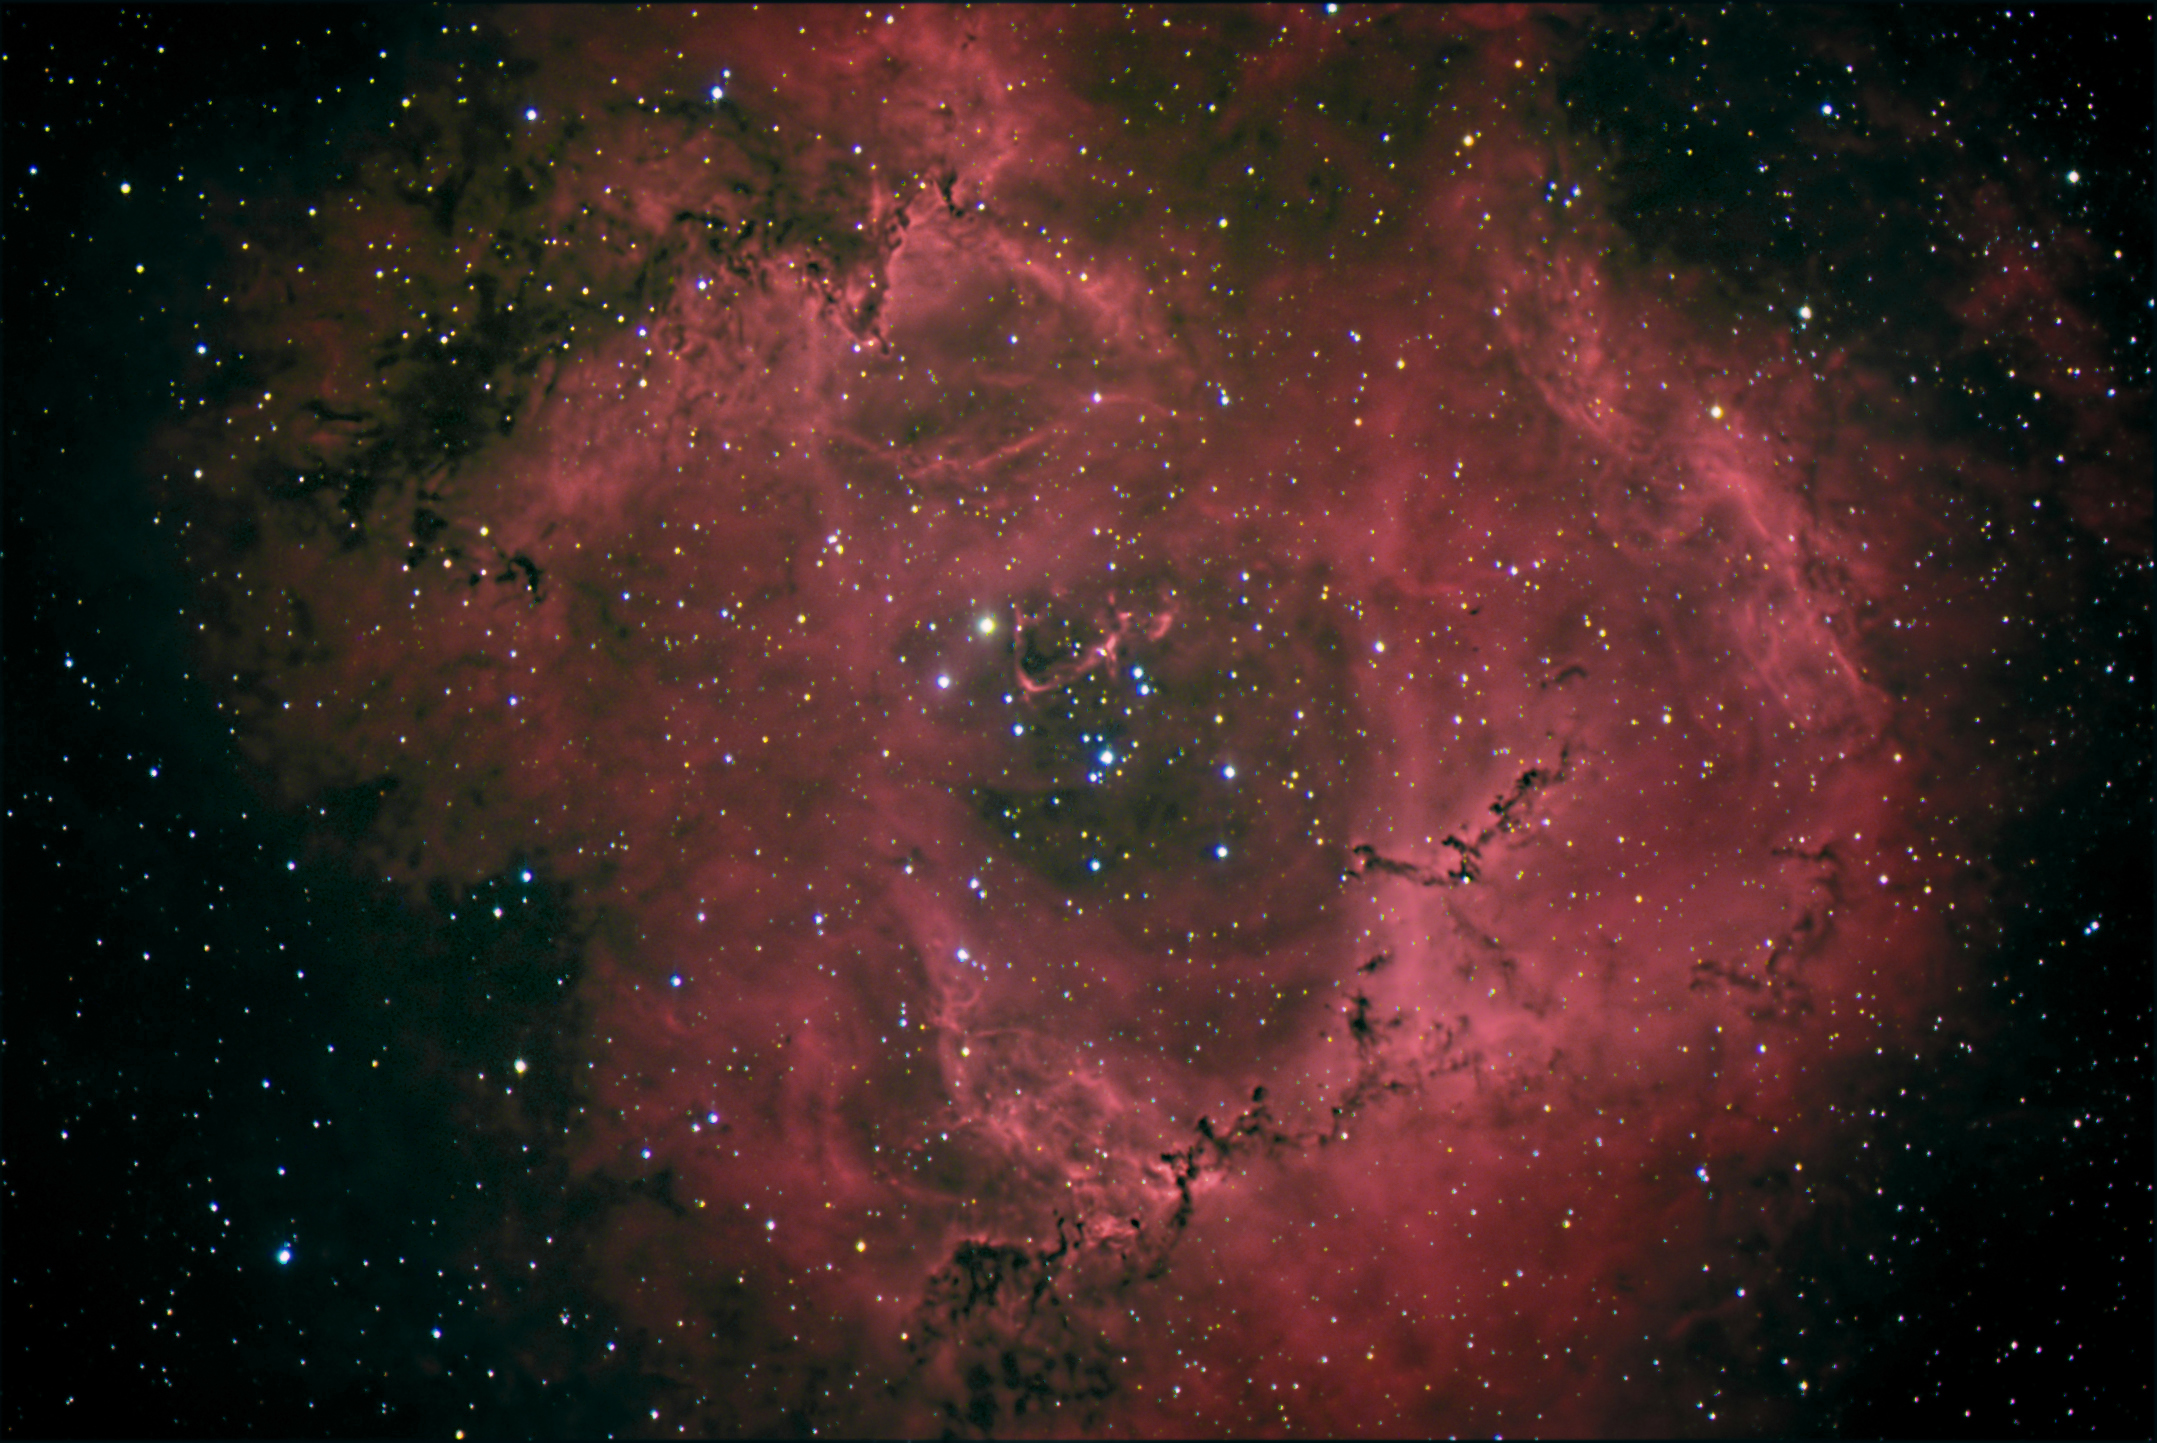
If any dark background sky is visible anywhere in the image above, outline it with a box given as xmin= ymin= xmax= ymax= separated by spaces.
xmin=5 ymin=6 xmax=2150 ymax=1438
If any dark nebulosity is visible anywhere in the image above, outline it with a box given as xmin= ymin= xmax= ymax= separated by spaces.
xmin=6 ymin=6 xmax=2150 ymax=1439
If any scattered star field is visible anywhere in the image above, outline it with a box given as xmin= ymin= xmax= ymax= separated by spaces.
xmin=6 ymin=5 xmax=2150 ymax=1438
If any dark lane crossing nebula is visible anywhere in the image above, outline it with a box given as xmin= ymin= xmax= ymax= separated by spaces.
xmin=5 ymin=6 xmax=2149 ymax=1438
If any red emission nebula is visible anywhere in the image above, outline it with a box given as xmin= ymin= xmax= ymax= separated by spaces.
xmin=153 ymin=6 xmax=2146 ymax=1437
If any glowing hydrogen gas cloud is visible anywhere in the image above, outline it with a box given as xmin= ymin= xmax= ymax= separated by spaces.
xmin=150 ymin=6 xmax=2147 ymax=1436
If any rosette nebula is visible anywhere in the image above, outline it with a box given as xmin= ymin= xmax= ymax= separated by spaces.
xmin=8 ymin=5 xmax=2149 ymax=1439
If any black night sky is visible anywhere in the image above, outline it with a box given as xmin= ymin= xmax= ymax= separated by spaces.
xmin=5 ymin=6 xmax=2151 ymax=1438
